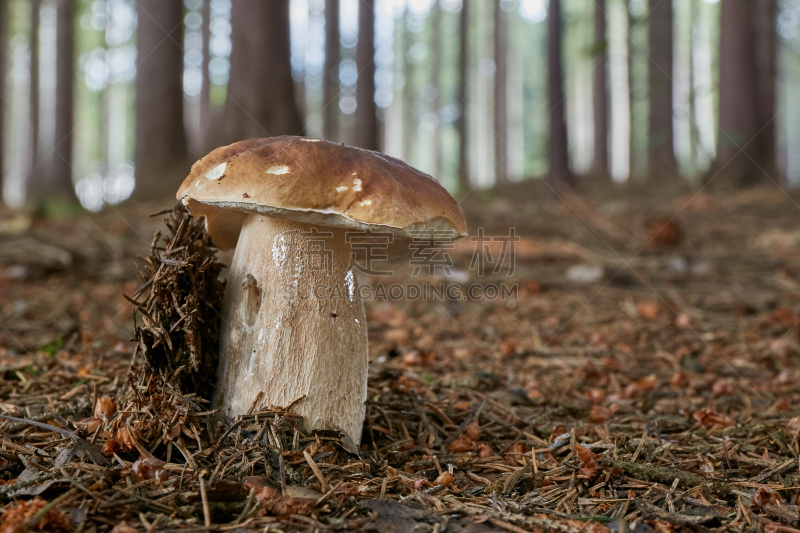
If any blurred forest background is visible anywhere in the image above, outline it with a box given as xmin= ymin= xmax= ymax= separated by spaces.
xmin=0 ymin=0 xmax=799 ymax=212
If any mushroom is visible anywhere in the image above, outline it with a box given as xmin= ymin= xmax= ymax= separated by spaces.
xmin=176 ymin=136 xmax=467 ymax=444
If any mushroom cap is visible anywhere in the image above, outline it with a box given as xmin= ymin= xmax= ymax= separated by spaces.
xmin=177 ymin=136 xmax=468 ymax=251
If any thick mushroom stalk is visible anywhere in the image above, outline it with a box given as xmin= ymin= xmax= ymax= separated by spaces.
xmin=215 ymin=214 xmax=368 ymax=443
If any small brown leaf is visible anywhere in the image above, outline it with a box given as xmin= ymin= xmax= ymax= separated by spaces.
xmin=692 ymin=405 xmax=734 ymax=429
xmin=575 ymin=444 xmax=599 ymax=470
xmin=464 ymin=420 xmax=481 ymax=441
xmin=588 ymin=404 xmax=613 ymax=423
xmin=130 ymin=457 xmax=168 ymax=481
xmin=256 ymin=487 xmax=315 ymax=516
xmin=434 ymin=472 xmax=454 ymax=487
xmin=752 ymin=486 xmax=784 ymax=509
xmin=478 ymin=443 xmax=494 ymax=458
xmin=94 ymin=396 xmax=118 ymax=419
xmin=446 ymin=436 xmax=477 ymax=453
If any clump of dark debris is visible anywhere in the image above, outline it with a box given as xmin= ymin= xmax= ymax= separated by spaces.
xmin=127 ymin=203 xmax=225 ymax=401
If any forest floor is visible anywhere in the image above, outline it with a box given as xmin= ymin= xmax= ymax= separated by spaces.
xmin=2 ymin=183 xmax=800 ymax=532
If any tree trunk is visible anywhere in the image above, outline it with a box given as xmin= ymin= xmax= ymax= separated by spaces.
xmin=627 ymin=1 xmax=637 ymax=181
xmin=687 ymin=0 xmax=696 ymax=171
xmin=431 ymin=0 xmax=442 ymax=178
xmin=0 ymin=0 xmax=6 ymax=201
xmin=50 ymin=0 xmax=77 ymax=202
xmin=354 ymin=0 xmax=378 ymax=150
xmin=546 ymin=0 xmax=573 ymax=187
xmin=134 ymin=0 xmax=187 ymax=201
xmin=323 ymin=0 xmax=340 ymax=141
xmin=591 ymin=0 xmax=610 ymax=180
xmin=647 ymin=0 xmax=677 ymax=181
xmin=200 ymin=0 xmax=211 ymax=153
xmin=493 ymin=0 xmax=508 ymax=184
xmin=456 ymin=0 xmax=470 ymax=192
xmin=752 ymin=0 xmax=779 ymax=181
xmin=402 ymin=10 xmax=415 ymax=162
xmin=223 ymin=0 xmax=304 ymax=143
xmin=710 ymin=0 xmax=777 ymax=186
xmin=25 ymin=0 xmax=41 ymax=200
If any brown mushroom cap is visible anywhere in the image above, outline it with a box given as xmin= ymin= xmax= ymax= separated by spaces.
xmin=177 ymin=136 xmax=468 ymax=250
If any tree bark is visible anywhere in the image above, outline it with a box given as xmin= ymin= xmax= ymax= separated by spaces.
xmin=199 ymin=0 xmax=211 ymax=152
xmin=50 ymin=0 xmax=77 ymax=202
xmin=752 ymin=0 xmax=779 ymax=181
xmin=647 ymin=0 xmax=677 ymax=181
xmin=493 ymin=0 xmax=508 ymax=184
xmin=354 ymin=0 xmax=378 ymax=150
xmin=687 ymin=0 xmax=697 ymax=170
xmin=0 ymin=0 xmax=7 ymax=202
xmin=402 ymin=9 xmax=415 ymax=162
xmin=222 ymin=0 xmax=304 ymax=143
xmin=627 ymin=2 xmax=637 ymax=181
xmin=134 ymin=0 xmax=187 ymax=201
xmin=431 ymin=0 xmax=442 ymax=178
xmin=546 ymin=0 xmax=573 ymax=187
xmin=710 ymin=0 xmax=778 ymax=186
xmin=26 ymin=0 xmax=41 ymax=199
xmin=591 ymin=0 xmax=610 ymax=179
xmin=456 ymin=0 xmax=470 ymax=192
xmin=323 ymin=0 xmax=340 ymax=141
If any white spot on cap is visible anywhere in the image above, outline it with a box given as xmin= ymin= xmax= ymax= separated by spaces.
xmin=336 ymin=186 xmax=348 ymax=193
xmin=301 ymin=138 xmax=321 ymax=142
xmin=352 ymin=178 xmax=362 ymax=191
xmin=266 ymin=165 xmax=290 ymax=175
xmin=359 ymin=199 xmax=372 ymax=206
xmin=205 ymin=162 xmax=227 ymax=180
xmin=194 ymin=180 xmax=200 ymax=187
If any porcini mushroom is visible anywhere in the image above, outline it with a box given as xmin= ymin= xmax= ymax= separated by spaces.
xmin=177 ymin=136 xmax=467 ymax=444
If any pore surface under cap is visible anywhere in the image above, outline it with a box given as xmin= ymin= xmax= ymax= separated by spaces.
xmin=177 ymin=136 xmax=468 ymax=250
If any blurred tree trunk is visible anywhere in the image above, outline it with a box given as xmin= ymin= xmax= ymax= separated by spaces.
xmin=687 ymin=0 xmax=696 ymax=171
xmin=753 ymin=0 xmax=779 ymax=181
xmin=546 ymin=0 xmax=573 ymax=188
xmin=647 ymin=0 xmax=677 ymax=181
xmin=493 ymin=0 xmax=508 ymax=184
xmin=402 ymin=10 xmax=414 ymax=161
xmin=710 ymin=0 xmax=777 ymax=186
xmin=591 ymin=0 xmax=610 ymax=180
xmin=26 ymin=0 xmax=41 ymax=199
xmin=0 ymin=0 xmax=8 ymax=200
xmin=134 ymin=0 xmax=187 ymax=201
xmin=323 ymin=0 xmax=340 ymax=141
xmin=49 ymin=0 xmax=77 ymax=202
xmin=627 ymin=1 xmax=637 ymax=180
xmin=431 ymin=0 xmax=442 ymax=178
xmin=223 ymin=0 xmax=303 ymax=143
xmin=199 ymin=0 xmax=211 ymax=153
xmin=456 ymin=0 xmax=469 ymax=192
xmin=354 ymin=0 xmax=378 ymax=150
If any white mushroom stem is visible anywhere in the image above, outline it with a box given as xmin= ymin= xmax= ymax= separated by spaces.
xmin=214 ymin=214 xmax=368 ymax=444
